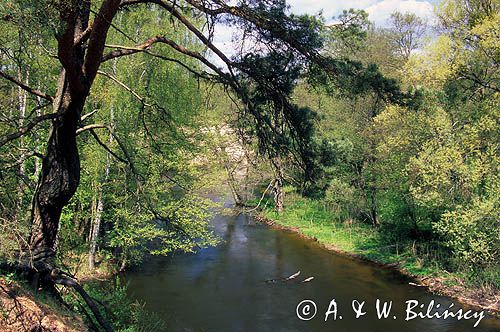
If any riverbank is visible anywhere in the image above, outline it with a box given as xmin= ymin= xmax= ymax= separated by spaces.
xmin=251 ymin=196 xmax=499 ymax=315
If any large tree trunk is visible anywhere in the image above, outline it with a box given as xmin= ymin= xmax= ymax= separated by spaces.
xmin=25 ymin=0 xmax=120 ymax=276
xmin=28 ymin=80 xmax=84 ymax=272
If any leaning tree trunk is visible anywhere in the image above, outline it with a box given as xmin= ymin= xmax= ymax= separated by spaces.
xmin=224 ymin=162 xmax=244 ymax=206
xmin=28 ymin=79 xmax=84 ymax=276
xmin=272 ymin=156 xmax=284 ymax=213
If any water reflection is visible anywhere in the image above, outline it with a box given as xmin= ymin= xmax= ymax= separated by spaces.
xmin=124 ymin=212 xmax=499 ymax=332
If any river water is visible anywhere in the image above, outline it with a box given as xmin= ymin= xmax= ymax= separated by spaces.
xmin=124 ymin=210 xmax=499 ymax=332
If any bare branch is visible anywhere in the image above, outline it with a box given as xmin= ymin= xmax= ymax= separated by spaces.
xmin=81 ymin=109 xmax=100 ymax=122
xmin=76 ymin=123 xmax=107 ymax=135
xmin=74 ymin=25 xmax=93 ymax=45
xmin=120 ymin=0 xmax=235 ymax=69
xmin=101 ymin=39 xmax=159 ymax=62
xmin=0 ymin=151 xmax=44 ymax=169
xmin=53 ymin=274 xmax=114 ymax=332
xmin=75 ymin=122 xmax=129 ymax=165
xmin=0 ymin=70 xmax=54 ymax=102
xmin=145 ymin=52 xmax=215 ymax=80
xmin=102 ymin=40 xmax=218 ymax=80
xmin=80 ymin=124 xmax=135 ymax=168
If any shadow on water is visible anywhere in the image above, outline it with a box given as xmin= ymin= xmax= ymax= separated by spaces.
xmin=123 ymin=210 xmax=499 ymax=332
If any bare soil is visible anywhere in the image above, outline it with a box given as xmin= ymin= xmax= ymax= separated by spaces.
xmin=0 ymin=278 xmax=86 ymax=332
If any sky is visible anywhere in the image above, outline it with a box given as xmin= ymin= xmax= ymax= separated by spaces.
xmin=211 ymin=0 xmax=438 ymax=65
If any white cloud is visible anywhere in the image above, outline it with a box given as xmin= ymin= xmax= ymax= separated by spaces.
xmin=365 ymin=0 xmax=435 ymax=25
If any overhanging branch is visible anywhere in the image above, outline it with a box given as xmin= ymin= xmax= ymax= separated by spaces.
xmin=89 ymin=129 xmax=128 ymax=164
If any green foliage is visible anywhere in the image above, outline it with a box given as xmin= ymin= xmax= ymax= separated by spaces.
xmin=435 ymin=194 xmax=499 ymax=267
xmin=51 ymin=6 xmax=222 ymax=270
xmin=324 ymin=178 xmax=357 ymax=220
xmin=259 ymin=191 xmax=446 ymax=276
xmin=108 ymin=195 xmax=219 ymax=265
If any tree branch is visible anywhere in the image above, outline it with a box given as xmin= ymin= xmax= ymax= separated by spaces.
xmin=0 ymin=113 xmax=58 ymax=147
xmin=120 ymin=0 xmax=235 ymax=70
xmin=102 ymin=40 xmax=218 ymax=80
xmin=97 ymin=70 xmax=152 ymax=106
xmin=76 ymin=123 xmax=108 ymax=135
xmin=89 ymin=129 xmax=128 ymax=164
xmin=74 ymin=25 xmax=93 ymax=45
xmin=81 ymin=109 xmax=100 ymax=122
xmin=53 ymin=274 xmax=114 ymax=332
xmin=83 ymin=0 xmax=122 ymax=85
xmin=101 ymin=39 xmax=159 ymax=62
xmin=0 ymin=70 xmax=54 ymax=102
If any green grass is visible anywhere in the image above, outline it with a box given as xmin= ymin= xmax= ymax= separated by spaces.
xmin=255 ymin=192 xmax=445 ymax=280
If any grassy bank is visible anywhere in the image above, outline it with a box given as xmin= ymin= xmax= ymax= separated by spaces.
xmin=259 ymin=195 xmax=439 ymax=276
xmin=253 ymin=191 xmax=499 ymax=313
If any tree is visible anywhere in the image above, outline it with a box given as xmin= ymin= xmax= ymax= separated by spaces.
xmin=387 ymin=11 xmax=427 ymax=61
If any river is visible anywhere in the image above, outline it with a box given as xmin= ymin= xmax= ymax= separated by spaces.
xmin=123 ymin=208 xmax=499 ymax=332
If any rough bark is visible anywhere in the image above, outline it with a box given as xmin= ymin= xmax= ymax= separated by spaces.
xmin=26 ymin=0 xmax=121 ymax=272
xmin=28 ymin=83 xmax=84 ymax=270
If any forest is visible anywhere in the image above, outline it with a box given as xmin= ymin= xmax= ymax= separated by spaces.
xmin=0 ymin=0 xmax=498 ymax=331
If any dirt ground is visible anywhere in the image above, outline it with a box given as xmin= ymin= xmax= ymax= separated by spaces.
xmin=0 ymin=278 xmax=86 ymax=332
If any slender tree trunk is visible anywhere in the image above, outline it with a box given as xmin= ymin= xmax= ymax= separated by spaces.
xmin=225 ymin=163 xmax=243 ymax=206
xmin=34 ymin=87 xmax=43 ymax=177
xmin=15 ymin=70 xmax=28 ymax=222
xmin=88 ymin=108 xmax=113 ymax=270
xmin=88 ymin=188 xmax=103 ymax=270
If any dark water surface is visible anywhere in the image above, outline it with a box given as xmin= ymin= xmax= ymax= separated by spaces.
xmin=124 ymin=211 xmax=499 ymax=332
